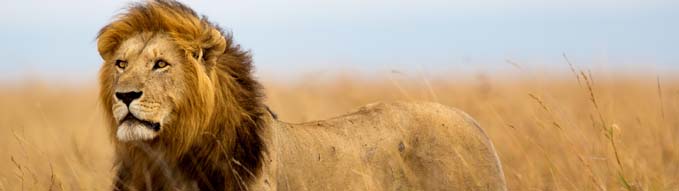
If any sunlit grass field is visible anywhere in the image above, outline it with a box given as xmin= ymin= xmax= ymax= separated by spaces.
xmin=1 ymin=69 xmax=677 ymax=190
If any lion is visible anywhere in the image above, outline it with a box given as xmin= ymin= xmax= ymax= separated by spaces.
xmin=97 ymin=1 xmax=507 ymax=190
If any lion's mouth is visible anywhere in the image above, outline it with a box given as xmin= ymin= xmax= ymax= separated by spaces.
xmin=122 ymin=115 xmax=161 ymax=131
xmin=116 ymin=114 xmax=161 ymax=142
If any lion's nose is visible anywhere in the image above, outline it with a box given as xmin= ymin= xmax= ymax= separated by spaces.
xmin=115 ymin=91 xmax=143 ymax=106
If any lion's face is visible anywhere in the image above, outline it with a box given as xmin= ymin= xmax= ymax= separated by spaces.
xmin=105 ymin=33 xmax=189 ymax=142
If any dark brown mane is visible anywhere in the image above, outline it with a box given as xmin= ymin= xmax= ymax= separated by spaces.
xmin=97 ymin=0 xmax=267 ymax=190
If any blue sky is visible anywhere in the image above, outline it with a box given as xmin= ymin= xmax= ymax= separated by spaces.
xmin=1 ymin=0 xmax=677 ymax=83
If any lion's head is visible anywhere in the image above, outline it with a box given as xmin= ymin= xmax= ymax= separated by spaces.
xmin=101 ymin=33 xmax=188 ymax=142
xmin=97 ymin=1 xmax=266 ymax=169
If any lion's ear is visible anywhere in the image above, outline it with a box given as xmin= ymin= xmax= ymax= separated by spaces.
xmin=96 ymin=26 xmax=118 ymax=61
xmin=196 ymin=28 xmax=227 ymax=67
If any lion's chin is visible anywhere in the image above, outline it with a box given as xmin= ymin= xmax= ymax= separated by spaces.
xmin=116 ymin=116 xmax=161 ymax=142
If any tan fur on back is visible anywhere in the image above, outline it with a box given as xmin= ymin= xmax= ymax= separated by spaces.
xmin=258 ymin=102 xmax=507 ymax=190
xmin=97 ymin=1 xmax=507 ymax=190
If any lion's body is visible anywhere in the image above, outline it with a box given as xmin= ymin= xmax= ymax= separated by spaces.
xmin=96 ymin=1 xmax=506 ymax=190
xmin=255 ymin=102 xmax=506 ymax=190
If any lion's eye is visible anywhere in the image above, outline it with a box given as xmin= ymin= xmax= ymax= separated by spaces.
xmin=154 ymin=60 xmax=169 ymax=70
xmin=115 ymin=60 xmax=127 ymax=69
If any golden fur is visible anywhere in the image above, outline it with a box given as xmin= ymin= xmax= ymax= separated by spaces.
xmin=97 ymin=1 xmax=507 ymax=190
xmin=98 ymin=1 xmax=265 ymax=190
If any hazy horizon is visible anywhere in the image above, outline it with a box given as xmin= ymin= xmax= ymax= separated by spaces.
xmin=1 ymin=0 xmax=677 ymax=84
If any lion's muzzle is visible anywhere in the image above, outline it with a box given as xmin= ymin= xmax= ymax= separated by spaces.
xmin=113 ymin=91 xmax=165 ymax=142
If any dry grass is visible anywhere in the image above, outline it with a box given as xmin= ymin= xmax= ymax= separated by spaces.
xmin=1 ymin=69 xmax=678 ymax=190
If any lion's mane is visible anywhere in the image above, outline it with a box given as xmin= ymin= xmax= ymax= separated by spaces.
xmin=97 ymin=1 xmax=267 ymax=190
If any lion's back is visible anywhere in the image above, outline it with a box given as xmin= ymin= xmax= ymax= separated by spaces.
xmin=277 ymin=102 xmax=507 ymax=190
xmin=350 ymin=102 xmax=506 ymax=190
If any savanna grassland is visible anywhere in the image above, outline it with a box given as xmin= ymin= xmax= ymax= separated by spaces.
xmin=1 ymin=68 xmax=678 ymax=190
